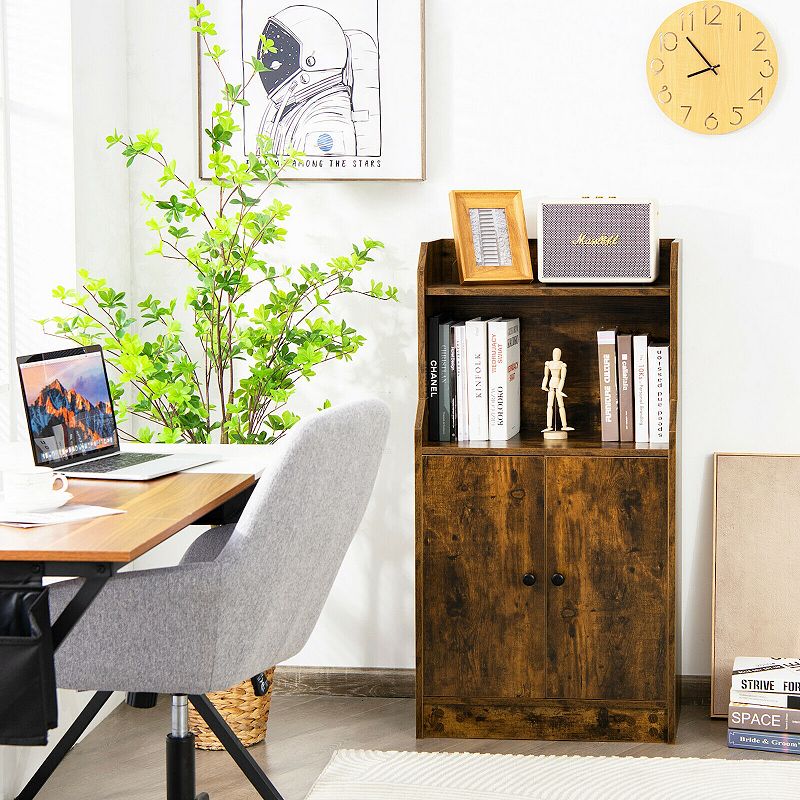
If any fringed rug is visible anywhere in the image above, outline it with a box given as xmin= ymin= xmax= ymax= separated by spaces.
xmin=305 ymin=749 xmax=800 ymax=799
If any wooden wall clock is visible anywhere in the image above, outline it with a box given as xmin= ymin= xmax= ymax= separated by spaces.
xmin=646 ymin=2 xmax=778 ymax=134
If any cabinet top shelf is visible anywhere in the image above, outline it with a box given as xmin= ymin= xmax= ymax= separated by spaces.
xmin=426 ymin=283 xmax=670 ymax=298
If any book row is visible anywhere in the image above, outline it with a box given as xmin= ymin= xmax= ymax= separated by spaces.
xmin=596 ymin=330 xmax=670 ymax=444
xmin=426 ymin=316 xmax=521 ymax=442
xmin=728 ymin=657 xmax=800 ymax=755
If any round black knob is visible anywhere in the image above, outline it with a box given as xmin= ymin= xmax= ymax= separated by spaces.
xmin=551 ymin=573 xmax=565 ymax=586
xmin=522 ymin=573 xmax=537 ymax=587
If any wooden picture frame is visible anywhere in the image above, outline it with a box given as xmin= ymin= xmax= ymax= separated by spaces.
xmin=449 ymin=191 xmax=533 ymax=284
xmin=711 ymin=453 xmax=800 ymax=717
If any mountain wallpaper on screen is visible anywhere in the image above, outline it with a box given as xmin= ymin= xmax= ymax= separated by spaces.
xmin=28 ymin=379 xmax=115 ymax=446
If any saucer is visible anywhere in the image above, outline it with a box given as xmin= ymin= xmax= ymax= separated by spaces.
xmin=0 ymin=492 xmax=73 ymax=513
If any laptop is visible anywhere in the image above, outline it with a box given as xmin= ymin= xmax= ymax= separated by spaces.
xmin=17 ymin=345 xmax=217 ymax=480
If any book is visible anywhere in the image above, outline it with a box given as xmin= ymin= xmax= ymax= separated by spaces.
xmin=438 ymin=319 xmax=453 ymax=442
xmin=597 ymin=330 xmax=619 ymax=442
xmin=449 ymin=327 xmax=457 ymax=440
xmin=427 ymin=315 xmax=440 ymax=441
xmin=633 ymin=334 xmax=649 ymax=442
xmin=465 ymin=318 xmax=499 ymax=440
xmin=731 ymin=657 xmax=800 ymax=694
xmin=617 ymin=334 xmax=633 ymax=442
xmin=730 ymin=689 xmax=800 ymax=709
xmin=648 ymin=343 xmax=670 ymax=444
xmin=727 ymin=728 xmax=800 ymax=755
xmin=488 ymin=318 xmax=521 ymax=441
xmin=729 ymin=703 xmax=800 ymax=733
xmin=453 ymin=323 xmax=469 ymax=441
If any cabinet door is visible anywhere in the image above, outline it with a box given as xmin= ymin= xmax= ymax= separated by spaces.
xmin=422 ymin=455 xmax=545 ymax=699
xmin=546 ymin=457 xmax=668 ymax=701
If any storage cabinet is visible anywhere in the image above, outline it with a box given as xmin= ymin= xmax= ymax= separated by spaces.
xmin=415 ymin=239 xmax=679 ymax=743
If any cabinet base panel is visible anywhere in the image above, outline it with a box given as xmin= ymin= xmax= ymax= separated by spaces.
xmin=420 ymin=700 xmax=672 ymax=743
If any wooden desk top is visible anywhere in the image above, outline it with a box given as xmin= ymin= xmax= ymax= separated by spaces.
xmin=0 ymin=472 xmax=255 ymax=563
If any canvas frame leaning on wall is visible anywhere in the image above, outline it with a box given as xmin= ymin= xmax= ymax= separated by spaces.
xmin=197 ymin=0 xmax=425 ymax=181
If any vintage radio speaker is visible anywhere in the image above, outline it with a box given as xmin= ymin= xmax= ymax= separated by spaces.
xmin=537 ymin=199 xmax=659 ymax=283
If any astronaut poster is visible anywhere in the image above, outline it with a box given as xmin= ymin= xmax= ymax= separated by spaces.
xmin=198 ymin=1 xmax=425 ymax=181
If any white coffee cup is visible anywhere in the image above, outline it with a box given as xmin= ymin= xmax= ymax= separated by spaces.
xmin=2 ymin=467 xmax=69 ymax=509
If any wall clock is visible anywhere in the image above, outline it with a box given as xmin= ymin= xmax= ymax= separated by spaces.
xmin=646 ymin=2 xmax=778 ymax=134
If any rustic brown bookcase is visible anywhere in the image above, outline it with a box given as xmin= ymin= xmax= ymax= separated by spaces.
xmin=414 ymin=238 xmax=680 ymax=742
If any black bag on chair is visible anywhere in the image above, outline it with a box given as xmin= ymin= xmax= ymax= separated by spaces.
xmin=0 ymin=586 xmax=58 ymax=745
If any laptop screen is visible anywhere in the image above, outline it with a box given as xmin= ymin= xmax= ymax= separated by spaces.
xmin=17 ymin=346 xmax=119 ymax=468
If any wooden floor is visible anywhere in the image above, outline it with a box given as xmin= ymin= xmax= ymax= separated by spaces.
xmin=36 ymin=697 xmax=797 ymax=800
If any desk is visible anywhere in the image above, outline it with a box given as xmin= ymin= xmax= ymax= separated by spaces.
xmin=0 ymin=443 xmax=279 ymax=800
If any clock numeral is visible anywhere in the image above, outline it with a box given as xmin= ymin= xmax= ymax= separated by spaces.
xmin=753 ymin=31 xmax=767 ymax=52
xmin=736 ymin=11 xmax=742 ymax=31
xmin=704 ymin=113 xmax=719 ymax=131
xmin=704 ymin=4 xmax=722 ymax=26
xmin=730 ymin=106 xmax=744 ymax=126
xmin=660 ymin=31 xmax=678 ymax=52
xmin=680 ymin=11 xmax=694 ymax=32
xmin=650 ymin=58 xmax=665 ymax=74
xmin=749 ymin=87 xmax=764 ymax=105
xmin=680 ymin=105 xmax=692 ymax=123
xmin=760 ymin=59 xmax=775 ymax=78
xmin=658 ymin=85 xmax=672 ymax=104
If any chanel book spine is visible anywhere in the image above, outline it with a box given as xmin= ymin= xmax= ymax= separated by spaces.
xmin=488 ymin=318 xmax=521 ymax=441
xmin=438 ymin=319 xmax=453 ymax=442
xmin=617 ymin=334 xmax=634 ymax=442
xmin=648 ymin=343 xmax=670 ymax=444
xmin=427 ymin=315 xmax=440 ymax=441
xmin=633 ymin=334 xmax=650 ymax=442
xmin=729 ymin=704 xmax=800 ymax=733
xmin=728 ymin=729 xmax=800 ymax=755
xmin=597 ymin=330 xmax=619 ymax=442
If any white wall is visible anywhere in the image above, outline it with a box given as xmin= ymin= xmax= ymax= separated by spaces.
xmin=117 ymin=0 xmax=799 ymax=676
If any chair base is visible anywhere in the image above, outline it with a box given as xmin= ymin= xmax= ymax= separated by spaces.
xmin=15 ymin=692 xmax=285 ymax=800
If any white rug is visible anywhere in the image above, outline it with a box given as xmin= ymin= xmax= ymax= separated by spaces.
xmin=305 ymin=749 xmax=800 ymax=799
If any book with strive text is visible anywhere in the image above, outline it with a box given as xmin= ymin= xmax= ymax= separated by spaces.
xmin=731 ymin=657 xmax=800 ymax=694
xmin=728 ymin=729 xmax=800 ymax=755
xmin=487 ymin=318 xmax=521 ymax=441
xmin=427 ymin=315 xmax=440 ymax=441
xmin=597 ymin=330 xmax=619 ymax=441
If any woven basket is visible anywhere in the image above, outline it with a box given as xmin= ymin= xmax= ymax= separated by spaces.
xmin=188 ymin=667 xmax=275 ymax=750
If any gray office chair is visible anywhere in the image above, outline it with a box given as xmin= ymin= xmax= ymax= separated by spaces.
xmin=17 ymin=399 xmax=390 ymax=800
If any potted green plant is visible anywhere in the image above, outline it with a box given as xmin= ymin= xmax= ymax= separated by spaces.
xmin=40 ymin=2 xmax=398 ymax=749
xmin=42 ymin=2 xmax=397 ymax=448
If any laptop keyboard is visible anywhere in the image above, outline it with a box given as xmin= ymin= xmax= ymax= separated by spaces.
xmin=66 ymin=452 xmax=169 ymax=474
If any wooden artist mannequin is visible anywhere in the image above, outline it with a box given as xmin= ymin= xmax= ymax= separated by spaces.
xmin=541 ymin=347 xmax=575 ymax=440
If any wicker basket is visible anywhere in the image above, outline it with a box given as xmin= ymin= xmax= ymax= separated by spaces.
xmin=188 ymin=667 xmax=275 ymax=750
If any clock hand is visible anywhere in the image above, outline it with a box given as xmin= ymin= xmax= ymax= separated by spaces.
xmin=686 ymin=36 xmax=719 ymax=75
xmin=687 ymin=64 xmax=721 ymax=78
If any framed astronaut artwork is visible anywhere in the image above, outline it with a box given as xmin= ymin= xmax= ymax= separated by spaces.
xmin=449 ymin=191 xmax=534 ymax=284
xmin=198 ymin=0 xmax=425 ymax=181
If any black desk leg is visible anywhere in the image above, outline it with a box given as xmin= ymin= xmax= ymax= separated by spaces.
xmin=188 ymin=694 xmax=285 ymax=800
xmin=15 ymin=691 xmax=113 ymax=800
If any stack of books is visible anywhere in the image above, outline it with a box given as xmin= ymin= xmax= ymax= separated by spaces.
xmin=728 ymin=657 xmax=800 ymax=755
xmin=596 ymin=330 xmax=669 ymax=444
xmin=427 ymin=316 xmax=521 ymax=442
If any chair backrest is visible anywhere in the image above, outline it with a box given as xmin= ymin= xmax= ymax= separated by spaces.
xmin=211 ymin=399 xmax=390 ymax=680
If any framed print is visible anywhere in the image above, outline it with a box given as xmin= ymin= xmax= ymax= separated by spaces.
xmin=711 ymin=453 xmax=800 ymax=717
xmin=449 ymin=191 xmax=533 ymax=284
xmin=198 ymin=0 xmax=425 ymax=181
